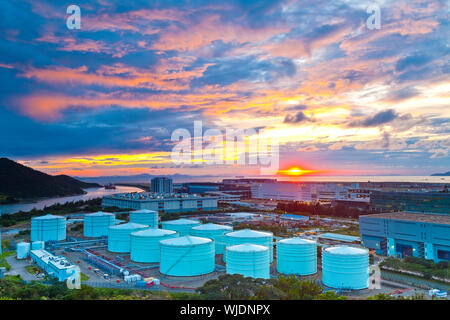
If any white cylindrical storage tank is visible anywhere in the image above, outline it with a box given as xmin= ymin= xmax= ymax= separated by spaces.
xmin=31 ymin=241 xmax=45 ymax=250
xmin=159 ymin=236 xmax=215 ymax=276
xmin=322 ymin=246 xmax=369 ymax=290
xmin=31 ymin=214 xmax=66 ymax=242
xmin=224 ymin=229 xmax=273 ymax=262
xmin=161 ymin=218 xmax=201 ymax=236
xmin=129 ymin=209 xmax=158 ymax=229
xmin=277 ymin=238 xmax=317 ymax=275
xmin=84 ymin=211 xmax=115 ymax=237
xmin=226 ymin=244 xmax=270 ymax=279
xmin=130 ymin=228 xmax=178 ymax=263
xmin=191 ymin=223 xmax=233 ymax=255
xmin=108 ymin=222 xmax=148 ymax=253
xmin=16 ymin=242 xmax=30 ymax=259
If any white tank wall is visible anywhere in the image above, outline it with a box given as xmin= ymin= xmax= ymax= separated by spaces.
xmin=31 ymin=215 xmax=66 ymax=242
xmin=191 ymin=224 xmax=233 ymax=255
xmin=130 ymin=229 xmax=178 ymax=263
xmin=226 ymin=244 xmax=270 ymax=279
xmin=159 ymin=236 xmax=215 ymax=276
xmin=129 ymin=210 xmax=158 ymax=228
xmin=16 ymin=242 xmax=30 ymax=259
xmin=108 ymin=223 xmax=148 ymax=253
xmin=84 ymin=212 xmax=115 ymax=237
xmin=224 ymin=229 xmax=274 ymax=262
xmin=31 ymin=241 xmax=45 ymax=250
xmin=276 ymin=238 xmax=317 ymax=275
xmin=322 ymin=246 xmax=369 ymax=290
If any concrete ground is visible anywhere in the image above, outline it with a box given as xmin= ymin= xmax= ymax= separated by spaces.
xmin=4 ymin=256 xmax=37 ymax=281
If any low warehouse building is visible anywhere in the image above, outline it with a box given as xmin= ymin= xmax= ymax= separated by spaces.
xmin=102 ymin=192 xmax=218 ymax=213
xmin=30 ymin=250 xmax=78 ymax=282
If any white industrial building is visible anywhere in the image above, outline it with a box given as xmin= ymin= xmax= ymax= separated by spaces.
xmin=102 ymin=192 xmax=218 ymax=213
xmin=251 ymin=181 xmax=371 ymax=204
xmin=30 ymin=250 xmax=78 ymax=282
xmin=250 ymin=181 xmax=313 ymax=202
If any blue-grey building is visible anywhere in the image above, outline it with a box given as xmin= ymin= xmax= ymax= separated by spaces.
xmin=359 ymin=212 xmax=450 ymax=262
xmin=370 ymin=190 xmax=450 ymax=214
xmin=150 ymin=177 xmax=173 ymax=193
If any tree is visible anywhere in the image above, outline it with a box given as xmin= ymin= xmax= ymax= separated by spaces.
xmin=316 ymin=291 xmax=347 ymax=300
xmin=196 ymin=274 xmax=266 ymax=300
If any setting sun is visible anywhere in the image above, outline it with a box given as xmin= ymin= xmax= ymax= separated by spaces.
xmin=277 ymin=167 xmax=317 ymax=176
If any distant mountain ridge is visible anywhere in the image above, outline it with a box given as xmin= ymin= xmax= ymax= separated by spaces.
xmin=431 ymin=171 xmax=450 ymax=176
xmin=77 ymin=173 xmax=218 ymax=184
xmin=0 ymin=158 xmax=101 ymax=202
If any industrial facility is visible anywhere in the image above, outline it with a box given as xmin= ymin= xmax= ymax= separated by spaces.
xmin=102 ymin=192 xmax=219 ymax=213
xmin=16 ymin=207 xmax=377 ymax=293
xmin=359 ymin=212 xmax=450 ymax=262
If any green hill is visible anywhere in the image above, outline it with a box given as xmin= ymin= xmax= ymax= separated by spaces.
xmin=0 ymin=158 xmax=101 ymax=203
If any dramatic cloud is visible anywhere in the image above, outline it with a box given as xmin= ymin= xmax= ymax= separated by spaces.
xmin=0 ymin=0 xmax=448 ymax=176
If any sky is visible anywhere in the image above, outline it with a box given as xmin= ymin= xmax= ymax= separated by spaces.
xmin=0 ymin=0 xmax=449 ymax=177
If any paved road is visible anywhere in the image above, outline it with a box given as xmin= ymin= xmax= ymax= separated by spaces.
xmin=4 ymin=256 xmax=36 ymax=281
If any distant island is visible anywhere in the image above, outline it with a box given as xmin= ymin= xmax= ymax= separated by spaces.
xmin=431 ymin=171 xmax=450 ymax=176
xmin=0 ymin=157 xmax=101 ymax=204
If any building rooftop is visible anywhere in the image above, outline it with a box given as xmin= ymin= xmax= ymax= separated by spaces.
xmin=360 ymin=212 xmax=450 ymax=225
xmin=30 ymin=250 xmax=75 ymax=270
xmin=319 ymin=233 xmax=361 ymax=242
xmin=103 ymin=192 xmax=219 ymax=201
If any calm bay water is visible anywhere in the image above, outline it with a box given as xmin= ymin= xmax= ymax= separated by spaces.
xmin=173 ymin=175 xmax=450 ymax=184
xmin=0 ymin=186 xmax=143 ymax=215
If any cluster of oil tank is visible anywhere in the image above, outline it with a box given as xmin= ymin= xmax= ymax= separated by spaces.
xmin=29 ymin=211 xmax=370 ymax=290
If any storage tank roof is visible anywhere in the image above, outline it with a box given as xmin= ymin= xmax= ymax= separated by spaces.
xmin=85 ymin=211 xmax=114 ymax=217
xmin=191 ymin=223 xmax=232 ymax=231
xmin=324 ymin=246 xmax=368 ymax=255
xmin=132 ymin=209 xmax=158 ymax=214
xmin=278 ymin=237 xmax=316 ymax=245
xmin=109 ymin=222 xmax=148 ymax=230
xmin=159 ymin=235 xmax=212 ymax=246
xmin=163 ymin=218 xmax=201 ymax=225
xmin=227 ymin=243 xmax=268 ymax=252
xmin=33 ymin=214 xmax=64 ymax=220
xmin=131 ymin=228 xmax=176 ymax=237
xmin=225 ymin=229 xmax=272 ymax=238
